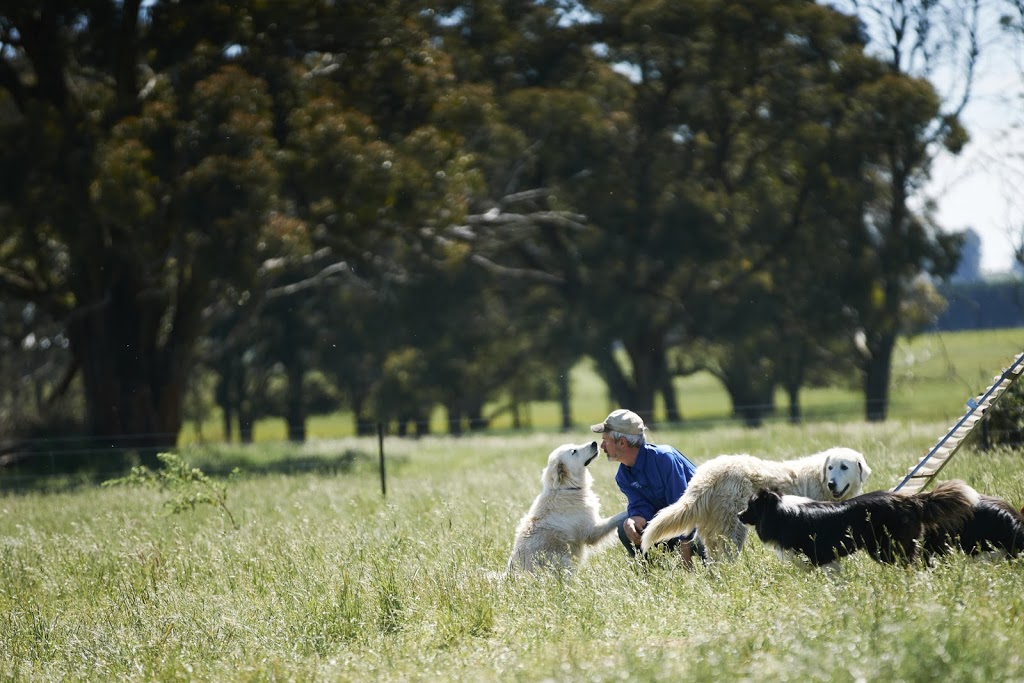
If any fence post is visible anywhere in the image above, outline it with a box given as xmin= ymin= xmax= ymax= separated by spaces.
xmin=377 ymin=422 xmax=386 ymax=497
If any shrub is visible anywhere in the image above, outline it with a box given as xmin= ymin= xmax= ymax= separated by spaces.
xmin=981 ymin=377 xmax=1024 ymax=448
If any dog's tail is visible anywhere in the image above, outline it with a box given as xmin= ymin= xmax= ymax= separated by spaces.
xmin=640 ymin=490 xmax=699 ymax=553
xmin=917 ymin=479 xmax=978 ymax=535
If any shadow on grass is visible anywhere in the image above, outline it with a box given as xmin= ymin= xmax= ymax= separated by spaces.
xmin=0 ymin=446 xmax=410 ymax=495
xmin=196 ymin=449 xmax=374 ymax=477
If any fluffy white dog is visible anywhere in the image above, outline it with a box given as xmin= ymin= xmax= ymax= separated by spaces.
xmin=507 ymin=441 xmax=627 ymax=575
xmin=641 ymin=446 xmax=871 ymax=561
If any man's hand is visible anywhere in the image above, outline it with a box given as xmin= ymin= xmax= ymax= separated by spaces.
xmin=624 ymin=515 xmax=647 ymax=547
xmin=678 ymin=538 xmax=694 ymax=568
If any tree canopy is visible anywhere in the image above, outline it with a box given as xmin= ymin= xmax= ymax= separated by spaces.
xmin=0 ymin=0 xmax=974 ymax=457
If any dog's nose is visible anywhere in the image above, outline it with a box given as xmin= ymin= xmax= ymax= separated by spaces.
xmin=827 ymin=480 xmax=836 ymax=491
xmin=591 ymin=441 xmax=597 ymax=449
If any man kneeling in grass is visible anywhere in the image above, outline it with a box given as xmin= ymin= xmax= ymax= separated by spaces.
xmin=591 ymin=409 xmax=704 ymax=567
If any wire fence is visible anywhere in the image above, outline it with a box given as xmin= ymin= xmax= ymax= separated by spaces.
xmin=1 ymin=402 xmax=1021 ymax=492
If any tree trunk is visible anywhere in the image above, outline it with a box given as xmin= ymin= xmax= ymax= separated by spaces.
xmin=215 ymin=357 xmax=236 ymax=442
xmin=221 ymin=402 xmax=234 ymax=443
xmin=591 ymin=344 xmax=637 ymax=409
xmin=237 ymin=364 xmax=254 ymax=443
xmin=724 ymin=383 xmax=769 ymax=428
xmin=238 ymin=403 xmax=254 ymax=444
xmin=779 ymin=341 xmax=806 ymax=425
xmin=719 ymin=352 xmax=775 ymax=428
xmin=67 ymin=272 xmax=194 ymax=468
xmin=467 ymin=402 xmax=487 ymax=431
xmin=558 ymin=365 xmax=572 ymax=432
xmin=284 ymin=357 xmax=306 ymax=443
xmin=863 ymin=332 xmax=896 ymax=422
xmin=660 ymin=371 xmax=682 ymax=425
xmin=621 ymin=336 xmax=664 ymax=428
xmin=352 ymin=395 xmax=376 ymax=436
xmin=447 ymin=405 xmax=464 ymax=435
xmin=786 ymin=383 xmax=802 ymax=425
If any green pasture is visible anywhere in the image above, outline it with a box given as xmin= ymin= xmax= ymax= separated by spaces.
xmin=180 ymin=328 xmax=1023 ymax=444
xmin=2 ymin=328 xmax=1023 ymax=681
xmin=5 ymin=415 xmax=1024 ymax=680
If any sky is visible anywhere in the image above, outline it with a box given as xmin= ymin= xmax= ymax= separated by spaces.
xmin=598 ymin=3 xmax=1024 ymax=273
xmin=927 ymin=68 xmax=1023 ymax=275
xmin=819 ymin=0 xmax=1023 ymax=275
xmin=878 ymin=2 xmax=1024 ymax=276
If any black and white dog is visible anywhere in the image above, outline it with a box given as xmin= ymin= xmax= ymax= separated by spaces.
xmin=738 ymin=480 xmax=977 ymax=569
xmin=922 ymin=487 xmax=1024 ymax=560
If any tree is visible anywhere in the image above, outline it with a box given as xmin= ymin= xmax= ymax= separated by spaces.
xmin=831 ymin=0 xmax=977 ymax=420
xmin=431 ymin=0 xmax=619 ymax=428
xmin=0 ymin=1 xmax=478 ymax=458
xmin=562 ymin=0 xmax=900 ymax=425
xmin=0 ymin=3 xmax=288 ymax=462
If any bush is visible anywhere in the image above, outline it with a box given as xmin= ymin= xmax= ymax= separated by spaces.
xmin=981 ymin=376 xmax=1024 ymax=448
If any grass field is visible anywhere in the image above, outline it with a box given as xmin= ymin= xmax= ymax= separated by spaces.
xmin=179 ymin=327 xmax=1023 ymax=444
xmin=2 ymin=329 xmax=1023 ymax=681
xmin=5 ymin=417 xmax=1024 ymax=679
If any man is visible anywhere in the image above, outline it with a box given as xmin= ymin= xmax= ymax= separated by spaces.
xmin=591 ymin=408 xmax=701 ymax=566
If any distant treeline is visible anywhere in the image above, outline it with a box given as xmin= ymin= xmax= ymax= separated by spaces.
xmin=935 ymin=279 xmax=1024 ymax=331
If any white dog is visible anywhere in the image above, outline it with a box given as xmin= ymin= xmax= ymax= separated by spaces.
xmin=508 ymin=441 xmax=627 ymax=575
xmin=641 ymin=446 xmax=871 ymax=561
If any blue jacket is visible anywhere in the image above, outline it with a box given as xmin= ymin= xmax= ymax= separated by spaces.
xmin=615 ymin=443 xmax=696 ymax=521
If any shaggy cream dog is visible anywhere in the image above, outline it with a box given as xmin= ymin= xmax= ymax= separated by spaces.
xmin=640 ymin=446 xmax=871 ymax=561
xmin=507 ymin=441 xmax=627 ymax=575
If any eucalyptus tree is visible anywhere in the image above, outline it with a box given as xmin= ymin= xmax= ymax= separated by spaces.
xmin=275 ymin=25 xmax=508 ymax=436
xmin=0 ymin=1 xmax=483 ymax=456
xmin=562 ymin=0 xmax=909 ymax=425
xmin=0 ymin=3 xmax=289 ymax=462
xmin=429 ymin=0 xmax=628 ymax=429
xmin=827 ymin=0 xmax=977 ymax=420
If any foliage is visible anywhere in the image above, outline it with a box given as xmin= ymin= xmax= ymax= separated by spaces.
xmin=0 ymin=0 xmax=1004 ymax=453
xmin=984 ymin=375 xmax=1024 ymax=448
xmin=0 ymin=0 xmax=477 ymax=454
xmin=826 ymin=0 xmax=980 ymax=421
xmin=103 ymin=452 xmax=240 ymax=529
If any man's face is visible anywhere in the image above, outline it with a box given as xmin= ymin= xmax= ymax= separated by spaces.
xmin=600 ymin=432 xmax=626 ymax=462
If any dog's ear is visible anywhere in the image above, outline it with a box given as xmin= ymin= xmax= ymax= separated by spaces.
xmin=556 ymin=462 xmax=570 ymax=485
xmin=858 ymin=458 xmax=872 ymax=482
xmin=821 ymin=458 xmax=830 ymax=484
xmin=542 ymin=461 xmax=561 ymax=489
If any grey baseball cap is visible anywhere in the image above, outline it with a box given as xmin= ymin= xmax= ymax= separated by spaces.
xmin=590 ymin=409 xmax=646 ymax=436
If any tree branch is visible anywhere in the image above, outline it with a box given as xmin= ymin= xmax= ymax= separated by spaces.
xmin=266 ymin=260 xmax=361 ymax=298
xmin=467 ymin=254 xmax=565 ymax=284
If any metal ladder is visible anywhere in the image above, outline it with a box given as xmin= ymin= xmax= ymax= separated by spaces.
xmin=892 ymin=351 xmax=1024 ymax=494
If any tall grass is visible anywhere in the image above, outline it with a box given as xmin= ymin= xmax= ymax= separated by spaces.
xmin=3 ymin=420 xmax=1024 ymax=681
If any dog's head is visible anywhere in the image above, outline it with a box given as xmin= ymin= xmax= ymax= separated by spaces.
xmin=821 ymin=448 xmax=871 ymax=500
xmin=738 ymin=489 xmax=782 ymax=525
xmin=542 ymin=441 xmax=600 ymax=491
